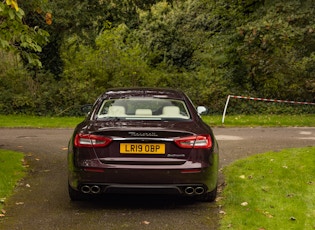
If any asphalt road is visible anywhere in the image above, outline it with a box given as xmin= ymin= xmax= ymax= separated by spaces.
xmin=0 ymin=127 xmax=314 ymax=230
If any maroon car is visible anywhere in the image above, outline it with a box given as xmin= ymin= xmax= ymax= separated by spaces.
xmin=68 ymin=88 xmax=219 ymax=201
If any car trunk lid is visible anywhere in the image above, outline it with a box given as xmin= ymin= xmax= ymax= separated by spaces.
xmin=84 ymin=120 xmax=200 ymax=165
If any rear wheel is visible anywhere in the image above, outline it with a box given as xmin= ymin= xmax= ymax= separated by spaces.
xmin=197 ymin=186 xmax=217 ymax=202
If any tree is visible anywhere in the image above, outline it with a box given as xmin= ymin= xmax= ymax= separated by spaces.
xmin=59 ymin=24 xmax=155 ymax=109
xmin=227 ymin=0 xmax=315 ymax=101
xmin=0 ymin=0 xmax=49 ymax=67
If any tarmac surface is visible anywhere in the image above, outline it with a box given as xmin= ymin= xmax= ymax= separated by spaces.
xmin=0 ymin=127 xmax=314 ymax=229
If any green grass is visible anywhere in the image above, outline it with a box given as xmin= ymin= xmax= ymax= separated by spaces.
xmin=0 ymin=115 xmax=84 ymax=128
xmin=0 ymin=150 xmax=26 ymax=211
xmin=203 ymin=114 xmax=315 ymax=127
xmin=0 ymin=114 xmax=314 ymax=128
xmin=219 ymin=147 xmax=315 ymax=230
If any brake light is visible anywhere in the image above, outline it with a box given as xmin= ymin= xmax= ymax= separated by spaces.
xmin=174 ymin=135 xmax=212 ymax=149
xmin=74 ymin=134 xmax=112 ymax=148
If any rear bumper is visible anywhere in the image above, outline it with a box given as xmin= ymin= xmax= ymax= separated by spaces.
xmin=68 ymin=148 xmax=219 ymax=197
xmin=68 ymin=163 xmax=218 ymax=196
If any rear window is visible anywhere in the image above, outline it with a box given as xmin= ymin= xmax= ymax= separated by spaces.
xmin=96 ymin=98 xmax=190 ymax=120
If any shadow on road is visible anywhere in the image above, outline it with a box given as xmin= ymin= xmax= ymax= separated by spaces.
xmin=69 ymin=194 xmax=213 ymax=210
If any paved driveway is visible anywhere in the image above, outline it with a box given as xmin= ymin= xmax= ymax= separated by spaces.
xmin=0 ymin=127 xmax=314 ymax=229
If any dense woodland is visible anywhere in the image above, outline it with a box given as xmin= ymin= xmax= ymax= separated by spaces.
xmin=1 ymin=0 xmax=314 ymax=116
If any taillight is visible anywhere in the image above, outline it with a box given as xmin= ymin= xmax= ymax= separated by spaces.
xmin=74 ymin=134 xmax=112 ymax=148
xmin=174 ymin=135 xmax=212 ymax=149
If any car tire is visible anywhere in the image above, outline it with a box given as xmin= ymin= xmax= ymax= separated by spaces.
xmin=68 ymin=184 xmax=88 ymax=201
xmin=198 ymin=186 xmax=217 ymax=202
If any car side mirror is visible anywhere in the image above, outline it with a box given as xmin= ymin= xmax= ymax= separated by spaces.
xmin=197 ymin=106 xmax=208 ymax=115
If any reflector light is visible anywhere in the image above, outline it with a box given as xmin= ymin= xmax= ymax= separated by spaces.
xmin=74 ymin=134 xmax=112 ymax=147
xmin=181 ymin=169 xmax=201 ymax=173
xmin=174 ymin=135 xmax=212 ymax=149
xmin=83 ymin=168 xmax=105 ymax=173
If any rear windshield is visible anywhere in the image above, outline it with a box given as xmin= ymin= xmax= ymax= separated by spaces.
xmin=96 ymin=98 xmax=190 ymax=120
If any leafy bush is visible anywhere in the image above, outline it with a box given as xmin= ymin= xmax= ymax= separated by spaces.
xmin=0 ymin=0 xmax=314 ymax=116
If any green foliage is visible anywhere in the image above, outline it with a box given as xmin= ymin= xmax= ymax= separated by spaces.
xmin=0 ymin=0 xmax=314 ymax=115
xmin=136 ymin=0 xmax=208 ymax=70
xmin=0 ymin=51 xmax=62 ymax=115
xmin=59 ymin=24 xmax=155 ymax=110
xmin=226 ymin=99 xmax=315 ymax=115
xmin=201 ymin=114 xmax=315 ymax=127
xmin=224 ymin=0 xmax=315 ymax=101
xmin=0 ymin=1 xmax=49 ymax=67
xmin=34 ymin=0 xmax=150 ymax=76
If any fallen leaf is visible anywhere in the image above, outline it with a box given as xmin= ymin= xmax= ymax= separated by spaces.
xmin=241 ymin=202 xmax=248 ymax=206
xmin=26 ymin=184 xmax=31 ymax=188
xmin=263 ymin=211 xmax=273 ymax=218
xmin=219 ymin=210 xmax=226 ymax=215
xmin=1 ymin=209 xmax=6 ymax=214
xmin=0 ymin=214 xmax=5 ymax=217
xmin=239 ymin=175 xmax=246 ymax=179
xmin=142 ymin=221 xmax=150 ymax=225
xmin=15 ymin=202 xmax=24 ymax=205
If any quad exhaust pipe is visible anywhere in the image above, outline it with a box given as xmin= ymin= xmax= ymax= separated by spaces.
xmin=184 ymin=186 xmax=205 ymax=195
xmin=81 ymin=185 xmax=101 ymax=194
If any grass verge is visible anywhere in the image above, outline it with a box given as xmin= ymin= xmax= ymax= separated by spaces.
xmin=0 ymin=150 xmax=26 ymax=213
xmin=0 ymin=115 xmax=84 ymax=128
xmin=203 ymin=114 xmax=315 ymax=127
xmin=219 ymin=146 xmax=315 ymax=229
xmin=0 ymin=114 xmax=314 ymax=128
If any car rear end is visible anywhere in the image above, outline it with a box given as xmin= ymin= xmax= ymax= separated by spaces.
xmin=68 ymin=88 xmax=218 ymax=201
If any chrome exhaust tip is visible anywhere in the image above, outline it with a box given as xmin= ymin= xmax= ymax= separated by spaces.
xmin=195 ymin=187 xmax=205 ymax=195
xmin=91 ymin=185 xmax=101 ymax=194
xmin=81 ymin=185 xmax=91 ymax=194
xmin=184 ymin=187 xmax=195 ymax=195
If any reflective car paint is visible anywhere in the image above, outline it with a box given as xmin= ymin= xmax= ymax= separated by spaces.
xmin=68 ymin=88 xmax=219 ymax=201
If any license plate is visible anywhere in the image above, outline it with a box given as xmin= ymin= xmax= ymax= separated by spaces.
xmin=120 ymin=143 xmax=165 ymax=154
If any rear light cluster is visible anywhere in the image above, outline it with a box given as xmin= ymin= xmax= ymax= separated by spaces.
xmin=175 ymin=135 xmax=212 ymax=149
xmin=74 ymin=134 xmax=112 ymax=147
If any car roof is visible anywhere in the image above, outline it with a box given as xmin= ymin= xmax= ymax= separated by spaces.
xmin=100 ymin=88 xmax=187 ymax=100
